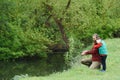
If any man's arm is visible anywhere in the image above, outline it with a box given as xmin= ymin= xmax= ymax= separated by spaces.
xmin=81 ymin=50 xmax=89 ymax=56
xmin=85 ymin=47 xmax=98 ymax=54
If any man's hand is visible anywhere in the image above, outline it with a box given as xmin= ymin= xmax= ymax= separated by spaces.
xmin=81 ymin=50 xmax=88 ymax=56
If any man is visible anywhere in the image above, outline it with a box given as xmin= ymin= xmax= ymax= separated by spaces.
xmin=81 ymin=34 xmax=102 ymax=69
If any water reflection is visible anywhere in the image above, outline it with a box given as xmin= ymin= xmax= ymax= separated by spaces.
xmin=0 ymin=53 xmax=69 ymax=80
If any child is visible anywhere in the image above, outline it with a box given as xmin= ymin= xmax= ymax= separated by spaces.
xmin=93 ymin=34 xmax=108 ymax=71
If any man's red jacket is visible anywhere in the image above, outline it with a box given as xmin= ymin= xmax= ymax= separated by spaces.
xmin=85 ymin=43 xmax=102 ymax=62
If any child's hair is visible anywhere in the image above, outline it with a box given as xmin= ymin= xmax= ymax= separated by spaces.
xmin=93 ymin=33 xmax=100 ymax=39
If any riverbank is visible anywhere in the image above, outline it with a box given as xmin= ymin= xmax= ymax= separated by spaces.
xmin=21 ymin=38 xmax=120 ymax=80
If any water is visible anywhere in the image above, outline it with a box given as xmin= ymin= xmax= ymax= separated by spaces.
xmin=0 ymin=53 xmax=69 ymax=80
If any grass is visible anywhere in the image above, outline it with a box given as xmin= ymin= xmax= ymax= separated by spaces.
xmin=21 ymin=38 xmax=120 ymax=80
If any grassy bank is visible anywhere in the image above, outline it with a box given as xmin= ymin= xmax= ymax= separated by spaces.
xmin=21 ymin=38 xmax=120 ymax=80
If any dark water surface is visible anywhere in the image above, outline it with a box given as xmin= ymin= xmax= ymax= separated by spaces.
xmin=0 ymin=53 xmax=69 ymax=80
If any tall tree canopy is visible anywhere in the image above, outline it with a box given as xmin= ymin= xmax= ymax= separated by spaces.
xmin=0 ymin=0 xmax=120 ymax=60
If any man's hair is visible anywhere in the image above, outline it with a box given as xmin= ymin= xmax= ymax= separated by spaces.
xmin=93 ymin=33 xmax=100 ymax=39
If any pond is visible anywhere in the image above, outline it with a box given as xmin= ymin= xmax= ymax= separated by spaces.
xmin=0 ymin=53 xmax=69 ymax=80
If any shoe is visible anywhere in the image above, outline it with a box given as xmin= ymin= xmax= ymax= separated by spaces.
xmin=100 ymin=70 xmax=106 ymax=72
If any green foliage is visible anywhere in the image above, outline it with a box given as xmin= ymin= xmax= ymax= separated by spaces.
xmin=0 ymin=0 xmax=54 ymax=60
xmin=65 ymin=35 xmax=84 ymax=65
xmin=0 ymin=0 xmax=120 ymax=60
xmin=64 ymin=0 xmax=120 ymax=39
